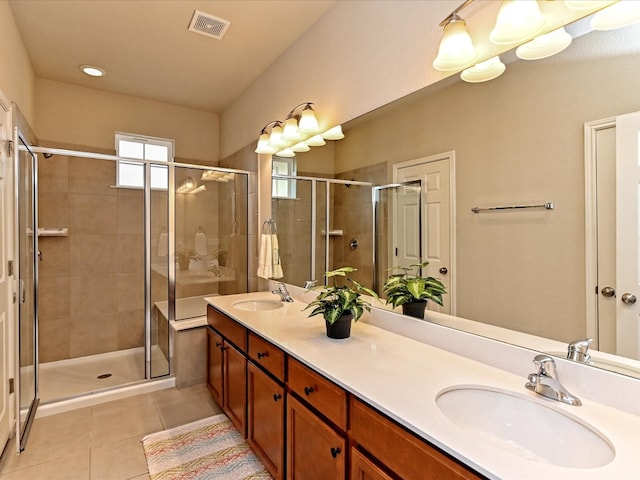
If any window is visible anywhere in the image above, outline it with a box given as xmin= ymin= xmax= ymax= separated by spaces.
xmin=272 ymin=156 xmax=297 ymax=199
xmin=115 ymin=132 xmax=174 ymax=189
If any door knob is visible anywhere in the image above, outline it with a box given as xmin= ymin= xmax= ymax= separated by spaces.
xmin=622 ymin=293 xmax=637 ymax=304
xmin=601 ymin=286 xmax=615 ymax=297
xmin=439 ymin=267 xmax=448 ymax=275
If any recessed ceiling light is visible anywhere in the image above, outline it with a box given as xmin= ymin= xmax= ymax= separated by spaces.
xmin=79 ymin=65 xmax=106 ymax=77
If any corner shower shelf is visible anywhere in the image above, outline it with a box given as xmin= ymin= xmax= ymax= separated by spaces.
xmin=38 ymin=227 xmax=68 ymax=237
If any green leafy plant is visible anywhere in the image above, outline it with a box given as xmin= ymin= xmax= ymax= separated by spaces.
xmin=382 ymin=262 xmax=446 ymax=308
xmin=305 ymin=267 xmax=378 ymax=324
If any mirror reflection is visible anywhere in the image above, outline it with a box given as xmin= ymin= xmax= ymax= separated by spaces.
xmin=283 ymin=22 xmax=640 ymax=377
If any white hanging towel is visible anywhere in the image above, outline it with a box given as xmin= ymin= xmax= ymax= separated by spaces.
xmin=194 ymin=231 xmax=207 ymax=256
xmin=257 ymin=233 xmax=272 ymax=279
xmin=271 ymin=233 xmax=284 ymax=279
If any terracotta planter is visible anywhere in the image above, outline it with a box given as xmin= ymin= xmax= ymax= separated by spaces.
xmin=325 ymin=313 xmax=354 ymax=339
xmin=402 ymin=300 xmax=427 ymax=319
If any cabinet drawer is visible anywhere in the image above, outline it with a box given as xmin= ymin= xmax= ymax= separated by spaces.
xmin=288 ymin=357 xmax=347 ymax=431
xmin=249 ymin=333 xmax=285 ymax=381
xmin=350 ymin=397 xmax=482 ymax=480
xmin=207 ymin=306 xmax=247 ymax=352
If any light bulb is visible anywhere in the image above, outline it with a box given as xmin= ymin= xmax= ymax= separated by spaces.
xmin=490 ymin=0 xmax=546 ymax=45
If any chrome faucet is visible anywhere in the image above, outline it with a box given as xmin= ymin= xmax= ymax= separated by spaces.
xmin=272 ymin=282 xmax=294 ymax=302
xmin=567 ymin=338 xmax=593 ymax=364
xmin=525 ymin=355 xmax=582 ymax=406
xmin=303 ymin=280 xmax=317 ymax=289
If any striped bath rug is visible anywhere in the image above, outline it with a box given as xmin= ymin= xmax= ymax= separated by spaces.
xmin=142 ymin=413 xmax=272 ymax=480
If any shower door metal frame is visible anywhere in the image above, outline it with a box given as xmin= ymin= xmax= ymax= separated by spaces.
xmin=19 ymin=145 xmax=251 ymax=384
xmin=272 ymin=174 xmax=372 ymax=286
xmin=372 ymin=180 xmax=423 ymax=293
xmin=12 ymin=106 xmax=40 ymax=453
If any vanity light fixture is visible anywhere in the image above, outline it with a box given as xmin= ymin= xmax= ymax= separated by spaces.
xmin=255 ymin=121 xmax=280 ymax=154
xmin=564 ymin=1 xmax=616 ymax=11
xmin=516 ymin=27 xmax=573 ymax=60
xmin=255 ymin=103 xmax=344 ymax=156
xmin=490 ymin=0 xmax=546 ymax=45
xmin=433 ymin=12 xmax=478 ymax=72
xmin=322 ymin=125 xmax=345 ymax=140
xmin=79 ymin=64 xmax=106 ymax=77
xmin=290 ymin=142 xmax=311 ymax=153
xmin=305 ymin=135 xmax=326 ymax=147
xmin=590 ymin=0 xmax=640 ymax=30
xmin=460 ymin=56 xmax=506 ymax=83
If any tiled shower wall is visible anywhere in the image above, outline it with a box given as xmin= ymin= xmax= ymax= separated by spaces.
xmin=38 ymin=143 xmax=147 ymax=363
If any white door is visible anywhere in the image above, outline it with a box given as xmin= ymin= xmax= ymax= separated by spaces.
xmin=395 ymin=153 xmax=454 ymax=314
xmin=395 ymin=182 xmax=422 ymax=268
xmin=615 ymin=111 xmax=640 ymax=359
xmin=0 ymin=98 xmax=12 ymax=454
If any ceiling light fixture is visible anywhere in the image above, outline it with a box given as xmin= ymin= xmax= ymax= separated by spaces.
xmin=490 ymin=0 xmax=546 ymax=45
xmin=433 ymin=4 xmax=478 ymax=72
xmin=590 ymin=0 xmax=640 ymax=30
xmin=460 ymin=56 xmax=506 ymax=83
xmin=516 ymin=27 xmax=573 ymax=60
xmin=255 ymin=103 xmax=344 ymax=156
xmin=79 ymin=65 xmax=106 ymax=77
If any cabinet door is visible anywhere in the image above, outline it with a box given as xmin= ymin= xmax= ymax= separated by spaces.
xmin=248 ymin=362 xmax=285 ymax=480
xmin=350 ymin=448 xmax=394 ymax=480
xmin=287 ymin=395 xmax=345 ymax=480
xmin=223 ymin=341 xmax=247 ymax=437
xmin=207 ymin=328 xmax=223 ymax=406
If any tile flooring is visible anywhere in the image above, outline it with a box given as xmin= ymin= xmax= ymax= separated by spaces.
xmin=0 ymin=384 xmax=221 ymax=480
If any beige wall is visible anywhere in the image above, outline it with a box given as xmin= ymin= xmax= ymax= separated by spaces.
xmin=0 ymin=0 xmax=35 ymax=121
xmin=35 ymin=78 xmax=219 ymax=163
xmin=327 ymin=26 xmax=640 ymax=343
xmin=219 ymin=1 xmax=598 ymax=161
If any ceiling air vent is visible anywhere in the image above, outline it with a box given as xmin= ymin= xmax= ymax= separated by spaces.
xmin=188 ymin=10 xmax=230 ymax=40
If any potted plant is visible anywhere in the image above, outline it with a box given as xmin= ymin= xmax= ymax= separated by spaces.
xmin=305 ymin=266 xmax=378 ymax=339
xmin=176 ymin=246 xmax=197 ymax=271
xmin=382 ymin=262 xmax=446 ymax=319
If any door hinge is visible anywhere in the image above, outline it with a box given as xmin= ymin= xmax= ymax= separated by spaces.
xmin=8 ymin=378 xmax=14 ymax=394
xmin=4 ymin=140 xmax=13 ymax=157
xmin=8 ymin=260 xmax=13 ymax=277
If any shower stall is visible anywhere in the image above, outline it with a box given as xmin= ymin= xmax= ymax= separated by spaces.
xmin=271 ymin=174 xmax=423 ymax=294
xmin=271 ymin=174 xmax=374 ymax=288
xmin=13 ymin=126 xmax=248 ymax=450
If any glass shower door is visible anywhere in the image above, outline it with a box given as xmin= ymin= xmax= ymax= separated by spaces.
xmin=15 ymin=133 xmax=39 ymax=452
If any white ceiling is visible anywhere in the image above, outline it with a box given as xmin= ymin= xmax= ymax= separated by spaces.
xmin=8 ymin=0 xmax=335 ymax=113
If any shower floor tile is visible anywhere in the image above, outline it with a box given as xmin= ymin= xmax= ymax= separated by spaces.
xmin=39 ymin=347 xmax=168 ymax=403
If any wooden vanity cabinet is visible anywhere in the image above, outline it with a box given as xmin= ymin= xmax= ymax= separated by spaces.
xmin=247 ymin=333 xmax=287 ymax=480
xmin=247 ymin=362 xmax=285 ymax=480
xmin=349 ymin=397 xmax=483 ymax=480
xmin=206 ymin=328 xmax=224 ymax=405
xmin=207 ymin=306 xmax=248 ymax=437
xmin=287 ymin=394 xmax=346 ymax=480
xmin=350 ymin=448 xmax=394 ymax=480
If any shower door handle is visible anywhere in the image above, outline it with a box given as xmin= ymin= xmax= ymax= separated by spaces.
xmin=19 ymin=279 xmax=25 ymax=304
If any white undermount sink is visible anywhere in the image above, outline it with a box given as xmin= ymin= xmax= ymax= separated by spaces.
xmin=436 ymin=385 xmax=615 ymax=468
xmin=232 ymin=300 xmax=284 ymax=311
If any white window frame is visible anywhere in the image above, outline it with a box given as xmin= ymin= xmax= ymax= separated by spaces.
xmin=115 ymin=132 xmax=174 ymax=189
xmin=272 ymin=156 xmax=297 ymax=199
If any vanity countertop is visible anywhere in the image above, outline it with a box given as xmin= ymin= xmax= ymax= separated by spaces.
xmin=206 ymin=291 xmax=640 ymax=480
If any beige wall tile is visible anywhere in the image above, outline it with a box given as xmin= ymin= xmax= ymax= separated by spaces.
xmin=118 ymin=273 xmax=144 ymax=312
xmin=70 ymin=274 xmax=118 ymax=316
xmin=38 ymin=237 xmax=70 ymax=278
xmin=69 ymin=312 xmax=119 ymax=358
xmin=38 ymin=192 xmax=69 ymax=228
xmin=117 ymin=309 xmax=144 ymax=350
xmin=69 ymin=193 xmax=118 ymax=235
xmin=38 ymin=275 xmax=70 ymax=320
xmin=68 ymin=157 xmax=116 ymax=195
xmin=70 ymin=234 xmax=118 ymax=275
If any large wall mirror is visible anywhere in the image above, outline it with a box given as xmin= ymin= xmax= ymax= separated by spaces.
xmin=287 ymin=18 xmax=640 ymax=378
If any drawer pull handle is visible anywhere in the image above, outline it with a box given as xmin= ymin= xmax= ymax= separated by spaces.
xmin=215 ymin=342 xmax=222 ymax=348
xmin=221 ymin=345 xmax=229 ymax=351
xmin=273 ymin=393 xmax=282 ymax=402
xmin=257 ymin=351 xmax=269 ymax=359
xmin=330 ymin=447 xmax=342 ymax=458
xmin=304 ymin=386 xmax=315 ymax=396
